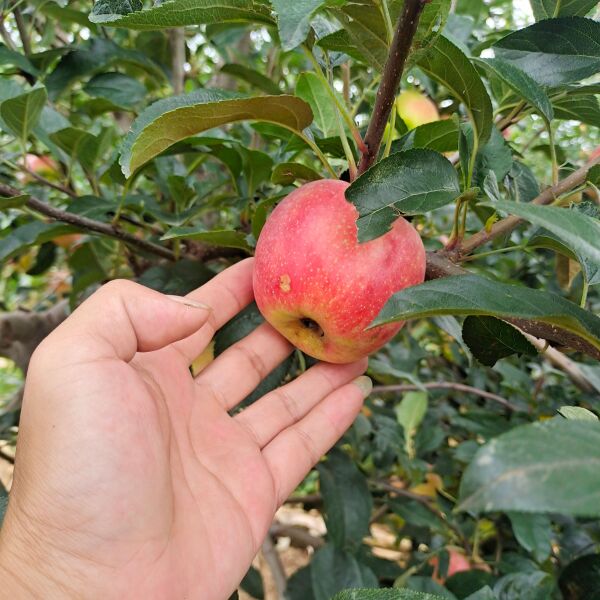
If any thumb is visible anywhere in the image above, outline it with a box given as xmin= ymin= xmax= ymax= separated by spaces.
xmin=46 ymin=279 xmax=212 ymax=362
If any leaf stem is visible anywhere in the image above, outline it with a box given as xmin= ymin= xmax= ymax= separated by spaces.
xmin=580 ymin=280 xmax=589 ymax=308
xmin=383 ymin=102 xmax=396 ymax=159
xmin=298 ymin=131 xmax=337 ymax=178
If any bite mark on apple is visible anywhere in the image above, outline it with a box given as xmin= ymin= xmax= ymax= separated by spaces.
xmin=279 ymin=274 xmax=291 ymax=293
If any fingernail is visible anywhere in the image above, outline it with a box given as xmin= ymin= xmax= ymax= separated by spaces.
xmin=167 ymin=295 xmax=212 ymax=310
xmin=352 ymin=375 xmax=372 ymax=397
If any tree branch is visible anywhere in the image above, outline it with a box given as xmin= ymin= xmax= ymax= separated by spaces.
xmin=13 ymin=7 xmax=31 ymax=55
xmin=269 ymin=522 xmax=324 ymax=549
xmin=169 ymin=28 xmax=186 ymax=95
xmin=373 ymin=382 xmax=518 ymax=411
xmin=453 ymin=153 xmax=600 ymax=257
xmin=0 ymin=182 xmax=176 ymax=260
xmin=0 ymin=301 xmax=68 ymax=373
xmin=261 ymin=533 xmax=287 ymax=600
xmin=357 ymin=0 xmax=428 ymax=174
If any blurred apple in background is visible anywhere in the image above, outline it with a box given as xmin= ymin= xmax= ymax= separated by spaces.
xmin=396 ymin=89 xmax=439 ymax=130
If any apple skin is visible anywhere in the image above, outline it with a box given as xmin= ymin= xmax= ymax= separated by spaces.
xmin=396 ymin=90 xmax=439 ymax=130
xmin=252 ymin=179 xmax=426 ymax=363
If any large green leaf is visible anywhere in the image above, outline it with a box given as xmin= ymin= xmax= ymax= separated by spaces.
xmin=317 ymin=448 xmax=372 ymax=550
xmin=462 ymin=316 xmax=536 ymax=367
xmin=271 ymin=0 xmax=325 ymax=50
xmin=393 ymin=118 xmax=459 ymax=153
xmin=0 ymin=222 xmax=76 ymax=262
xmin=553 ymin=94 xmax=600 ymax=127
xmin=476 ymin=58 xmax=554 ymax=122
xmin=485 ymin=200 xmax=600 ymax=270
xmin=296 ymin=72 xmax=339 ymax=138
xmin=416 ymin=35 xmax=493 ymax=147
xmin=50 ymin=127 xmax=111 ymax=172
xmin=119 ymin=90 xmax=313 ymax=177
xmin=345 ymin=148 xmax=461 ymax=242
xmin=0 ymin=43 xmax=39 ymax=77
xmin=493 ymin=17 xmax=600 ymax=87
xmin=458 ymin=419 xmax=600 ymax=516
xmin=271 ymin=162 xmax=322 ymax=185
xmin=508 ymin=512 xmax=552 ymax=562
xmin=529 ymin=0 xmax=598 ymax=20
xmin=90 ymin=0 xmax=273 ymax=27
xmin=0 ymin=86 xmax=47 ymax=141
xmin=372 ymin=274 xmax=600 ymax=354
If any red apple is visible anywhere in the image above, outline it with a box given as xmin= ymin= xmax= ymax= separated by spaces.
xmin=252 ymin=179 xmax=426 ymax=363
xmin=396 ymin=90 xmax=439 ymax=130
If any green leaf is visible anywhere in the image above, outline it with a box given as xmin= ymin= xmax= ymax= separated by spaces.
xmin=0 ymin=43 xmax=39 ymax=77
xmin=463 ymin=587 xmax=495 ymax=600
xmin=0 ymin=85 xmax=47 ymax=141
xmin=485 ymin=200 xmax=600 ymax=271
xmin=458 ymin=419 xmax=600 ymax=516
xmin=559 ymin=554 xmax=600 ymax=600
xmin=138 ymin=259 xmax=214 ymax=295
xmin=45 ymin=38 xmax=165 ymax=100
xmin=271 ymin=162 xmax=323 ymax=185
xmin=476 ymin=58 xmax=554 ymax=123
xmin=161 ymin=226 xmax=253 ymax=251
xmin=529 ymin=0 xmax=598 ymax=20
xmin=508 ymin=512 xmax=552 ymax=562
xmin=331 ymin=590 xmax=448 ymax=600
xmin=83 ymin=72 xmax=147 ymax=110
xmin=120 ymin=90 xmax=313 ymax=177
xmin=394 ymin=118 xmax=459 ymax=153
xmin=296 ymin=72 xmax=339 ymax=138
xmin=50 ymin=127 xmax=110 ymax=172
xmin=317 ymin=448 xmax=372 ymax=549
xmin=345 ymin=148 xmax=461 ymax=242
xmin=462 ymin=316 xmax=536 ymax=367
xmin=240 ymin=565 xmax=264 ymax=599
xmin=473 ymin=127 xmax=513 ymax=188
xmin=271 ymin=0 xmax=325 ymax=50
xmin=90 ymin=0 xmax=274 ymax=27
xmin=395 ymin=391 xmax=428 ymax=458
xmin=416 ymin=35 xmax=493 ymax=147
xmin=493 ymin=572 xmax=555 ymax=600
xmin=558 ymin=406 xmax=598 ymax=421
xmin=220 ymin=64 xmax=282 ymax=95
xmin=493 ymin=17 xmax=600 ymax=87
xmin=372 ymin=274 xmax=600 ymax=355
xmin=553 ymin=94 xmax=600 ymax=128
xmin=311 ymin=545 xmax=378 ymax=600
xmin=0 ymin=194 xmax=30 ymax=211
xmin=0 ymin=221 xmax=76 ymax=262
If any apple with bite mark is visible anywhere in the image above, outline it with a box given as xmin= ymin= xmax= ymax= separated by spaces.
xmin=252 ymin=179 xmax=426 ymax=363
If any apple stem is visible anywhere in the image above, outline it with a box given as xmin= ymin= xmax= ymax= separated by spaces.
xmin=357 ymin=0 xmax=429 ymax=175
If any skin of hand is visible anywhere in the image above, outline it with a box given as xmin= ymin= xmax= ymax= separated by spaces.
xmin=0 ymin=258 xmax=371 ymax=599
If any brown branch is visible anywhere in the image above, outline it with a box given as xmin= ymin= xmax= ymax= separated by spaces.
xmin=373 ymin=382 xmax=518 ymax=411
xmin=0 ymin=182 xmax=176 ymax=261
xmin=0 ymin=300 xmax=68 ymax=373
xmin=357 ymin=0 xmax=428 ymax=174
xmin=453 ymin=153 xmax=600 ymax=257
xmin=19 ymin=165 xmax=77 ymax=198
xmin=0 ymin=446 xmax=15 ymax=465
xmin=269 ymin=522 xmax=325 ymax=549
xmin=169 ymin=28 xmax=186 ymax=95
xmin=13 ymin=7 xmax=31 ymax=55
xmin=261 ymin=534 xmax=287 ymax=600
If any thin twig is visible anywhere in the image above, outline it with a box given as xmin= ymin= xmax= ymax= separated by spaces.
xmin=0 ymin=182 xmax=176 ymax=260
xmin=261 ymin=533 xmax=287 ymax=600
xmin=13 ymin=7 xmax=31 ymax=55
xmin=357 ymin=0 xmax=427 ymax=174
xmin=454 ymin=153 xmax=600 ymax=257
xmin=169 ymin=28 xmax=186 ymax=95
xmin=0 ymin=446 xmax=15 ymax=464
xmin=269 ymin=522 xmax=325 ymax=549
xmin=373 ymin=382 xmax=518 ymax=411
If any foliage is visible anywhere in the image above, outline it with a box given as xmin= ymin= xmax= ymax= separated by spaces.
xmin=1 ymin=0 xmax=600 ymax=598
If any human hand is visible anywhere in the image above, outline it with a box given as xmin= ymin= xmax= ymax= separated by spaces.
xmin=0 ymin=258 xmax=370 ymax=599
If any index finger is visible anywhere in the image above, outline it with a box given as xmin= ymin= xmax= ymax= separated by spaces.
xmin=170 ymin=258 xmax=255 ymax=364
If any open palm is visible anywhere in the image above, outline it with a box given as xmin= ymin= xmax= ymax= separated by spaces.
xmin=0 ymin=259 xmax=368 ymax=600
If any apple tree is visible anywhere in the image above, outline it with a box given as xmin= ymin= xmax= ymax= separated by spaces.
xmin=1 ymin=0 xmax=600 ymax=598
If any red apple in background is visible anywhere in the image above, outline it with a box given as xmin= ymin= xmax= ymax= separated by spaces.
xmin=396 ymin=90 xmax=439 ymax=130
xmin=253 ymin=179 xmax=426 ymax=363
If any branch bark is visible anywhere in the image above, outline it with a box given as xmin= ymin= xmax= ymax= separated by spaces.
xmin=453 ymin=153 xmax=600 ymax=258
xmin=373 ymin=382 xmax=518 ymax=411
xmin=357 ymin=0 xmax=428 ymax=174
xmin=261 ymin=534 xmax=287 ymax=600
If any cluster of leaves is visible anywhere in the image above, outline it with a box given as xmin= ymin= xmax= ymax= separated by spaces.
xmin=1 ymin=0 xmax=600 ymax=598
